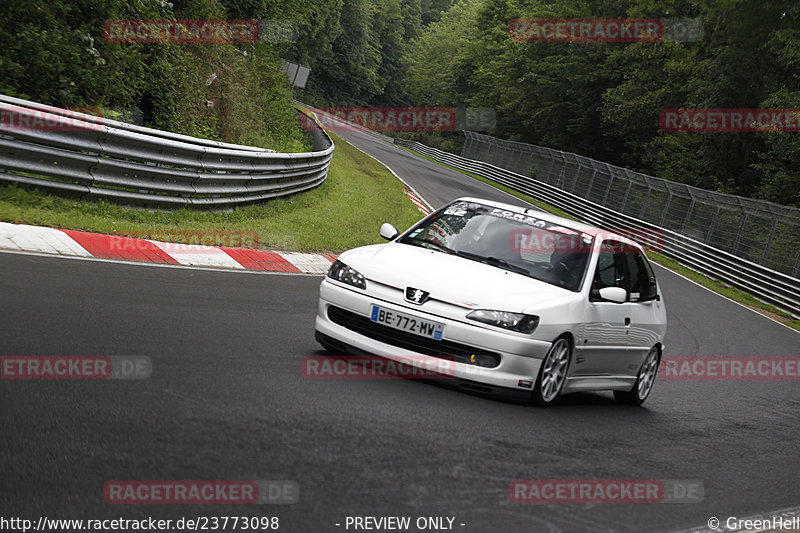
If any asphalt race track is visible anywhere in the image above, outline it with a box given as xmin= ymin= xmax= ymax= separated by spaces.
xmin=1 ymin=129 xmax=799 ymax=533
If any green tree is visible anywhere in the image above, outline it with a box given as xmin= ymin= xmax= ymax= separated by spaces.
xmin=372 ymin=0 xmax=408 ymax=105
xmin=404 ymin=0 xmax=482 ymax=106
xmin=0 ymin=0 xmax=163 ymax=107
xmin=298 ymin=0 xmax=382 ymax=104
xmin=400 ymin=0 xmax=800 ymax=205
xmin=751 ymin=3 xmax=800 ymax=206
xmin=289 ymin=0 xmax=343 ymax=102
xmin=421 ymin=0 xmax=456 ymax=25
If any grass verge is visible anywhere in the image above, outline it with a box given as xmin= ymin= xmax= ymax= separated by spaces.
xmin=0 ymin=132 xmax=424 ymax=253
xmin=398 ymin=145 xmax=800 ymax=331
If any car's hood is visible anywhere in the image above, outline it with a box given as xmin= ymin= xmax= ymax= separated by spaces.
xmin=338 ymin=243 xmax=573 ymax=312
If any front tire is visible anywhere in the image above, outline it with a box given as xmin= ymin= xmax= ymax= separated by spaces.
xmin=531 ymin=337 xmax=571 ymax=406
xmin=614 ymin=346 xmax=660 ymax=406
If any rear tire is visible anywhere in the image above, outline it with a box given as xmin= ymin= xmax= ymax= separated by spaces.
xmin=531 ymin=337 xmax=571 ymax=406
xmin=614 ymin=346 xmax=660 ymax=406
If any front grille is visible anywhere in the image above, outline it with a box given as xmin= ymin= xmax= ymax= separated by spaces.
xmin=328 ymin=306 xmax=501 ymax=368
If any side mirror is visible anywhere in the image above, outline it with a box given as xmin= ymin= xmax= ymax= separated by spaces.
xmin=379 ymin=223 xmax=399 ymax=241
xmin=598 ymin=287 xmax=627 ymax=303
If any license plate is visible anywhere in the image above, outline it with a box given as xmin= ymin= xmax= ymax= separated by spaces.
xmin=369 ymin=304 xmax=444 ymax=340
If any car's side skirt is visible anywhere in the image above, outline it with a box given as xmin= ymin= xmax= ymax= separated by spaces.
xmin=562 ymin=375 xmax=637 ymax=393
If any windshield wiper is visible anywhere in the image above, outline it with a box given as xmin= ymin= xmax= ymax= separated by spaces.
xmin=405 ymin=236 xmax=455 ymax=254
xmin=485 ymin=256 xmax=530 ymax=275
xmin=454 ymin=251 xmax=530 ymax=276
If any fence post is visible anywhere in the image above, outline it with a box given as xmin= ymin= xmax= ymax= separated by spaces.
xmin=706 ymin=206 xmax=721 ymax=244
xmin=601 ymin=169 xmax=614 ymax=205
xmin=731 ymin=213 xmax=749 ymax=257
xmin=544 ymin=152 xmax=557 ymax=182
xmin=681 ymin=197 xmax=696 ymax=233
xmin=761 ymin=216 xmax=778 ymax=266
xmin=586 ymin=167 xmax=598 ymax=199
xmin=793 ymin=249 xmax=800 ymax=277
xmin=639 ymin=186 xmax=652 ymax=219
xmin=659 ymin=193 xmax=673 ymax=226
xmin=569 ymin=159 xmax=582 ymax=193
xmin=620 ymin=178 xmax=633 ymax=215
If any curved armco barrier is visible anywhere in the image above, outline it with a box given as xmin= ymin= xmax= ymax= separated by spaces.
xmin=393 ymin=138 xmax=800 ymax=318
xmin=0 ymin=94 xmax=333 ymax=207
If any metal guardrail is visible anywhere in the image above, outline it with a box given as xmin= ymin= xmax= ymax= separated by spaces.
xmin=0 ymin=94 xmax=333 ymax=207
xmin=393 ymin=138 xmax=800 ymax=318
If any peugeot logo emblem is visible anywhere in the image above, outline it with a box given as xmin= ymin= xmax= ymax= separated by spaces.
xmin=405 ymin=287 xmax=430 ymax=305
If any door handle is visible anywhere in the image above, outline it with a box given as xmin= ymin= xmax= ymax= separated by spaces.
xmin=624 ymin=317 xmax=631 ymax=326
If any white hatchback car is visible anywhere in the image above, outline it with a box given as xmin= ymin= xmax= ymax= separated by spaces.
xmin=315 ymin=197 xmax=667 ymax=406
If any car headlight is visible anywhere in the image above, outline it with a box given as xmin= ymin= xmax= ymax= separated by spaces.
xmin=466 ymin=309 xmax=540 ymax=333
xmin=327 ymin=260 xmax=366 ymax=289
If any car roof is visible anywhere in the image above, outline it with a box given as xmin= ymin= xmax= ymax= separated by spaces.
xmin=451 ymin=196 xmax=645 ymax=249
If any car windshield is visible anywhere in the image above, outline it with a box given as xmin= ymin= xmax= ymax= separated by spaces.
xmin=398 ymin=201 xmax=594 ymax=291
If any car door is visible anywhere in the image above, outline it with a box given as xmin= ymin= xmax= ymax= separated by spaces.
xmin=622 ymin=249 xmax=665 ymax=371
xmin=575 ymin=240 xmax=632 ymax=377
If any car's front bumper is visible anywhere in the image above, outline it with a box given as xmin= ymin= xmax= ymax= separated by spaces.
xmin=315 ymin=278 xmax=552 ymax=397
